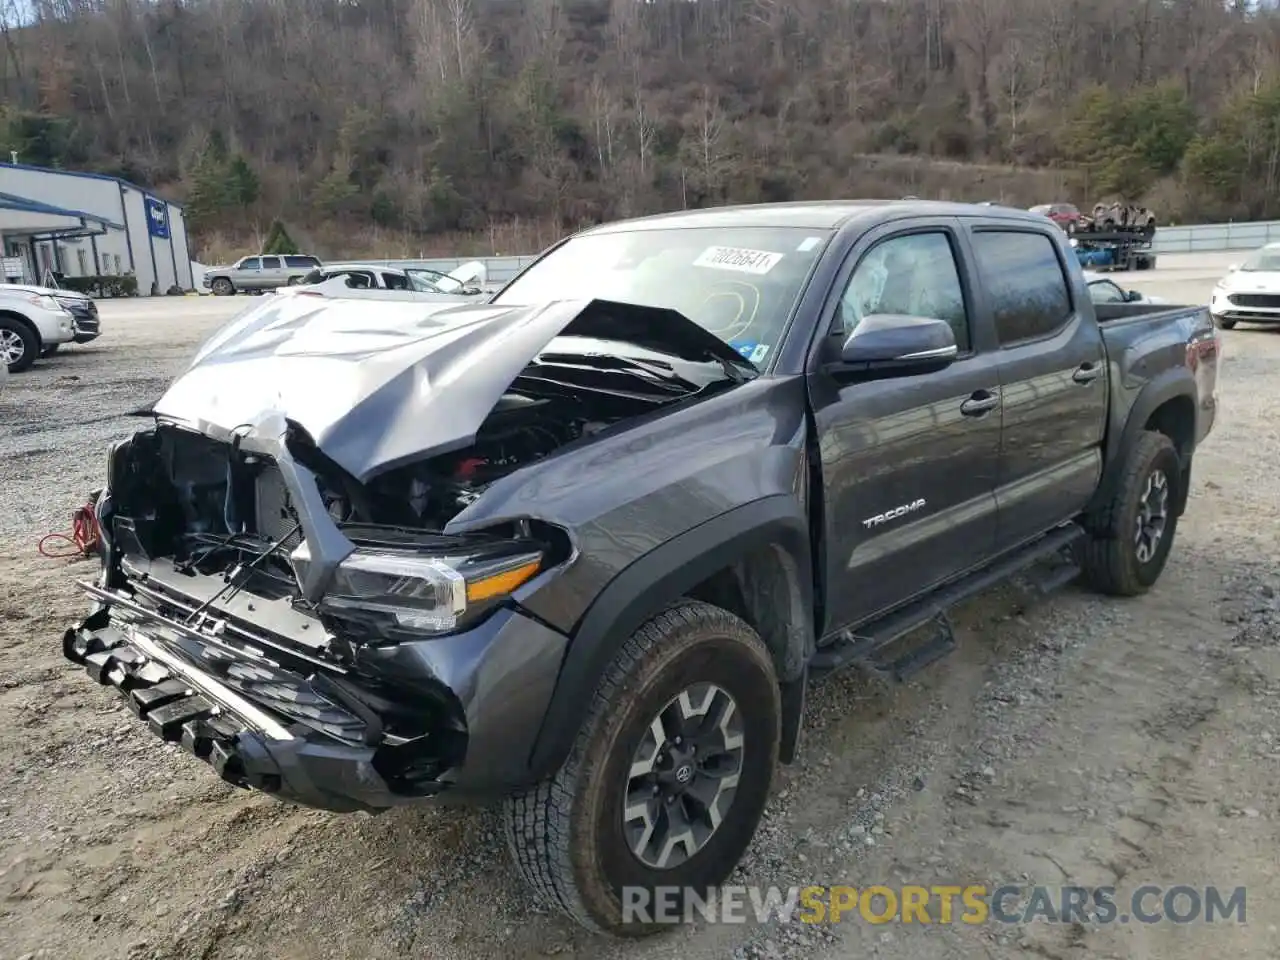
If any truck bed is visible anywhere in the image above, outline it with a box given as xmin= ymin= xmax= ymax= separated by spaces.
xmin=1095 ymin=301 xmax=1220 ymax=450
xmin=1093 ymin=302 xmax=1208 ymax=325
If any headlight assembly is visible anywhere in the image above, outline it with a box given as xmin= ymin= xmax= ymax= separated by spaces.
xmin=292 ymin=536 xmax=544 ymax=642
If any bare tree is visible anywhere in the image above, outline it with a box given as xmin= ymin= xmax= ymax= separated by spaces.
xmin=1 ymin=0 xmax=1277 ymax=248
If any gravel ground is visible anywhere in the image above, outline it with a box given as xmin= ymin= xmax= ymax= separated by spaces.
xmin=3 ymin=260 xmax=1280 ymax=960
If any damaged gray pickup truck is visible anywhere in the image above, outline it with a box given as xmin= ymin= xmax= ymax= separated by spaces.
xmin=62 ymin=200 xmax=1219 ymax=934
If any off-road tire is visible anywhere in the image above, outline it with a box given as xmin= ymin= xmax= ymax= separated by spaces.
xmin=1216 ymin=316 xmax=1237 ymax=330
xmin=0 ymin=316 xmax=39 ymax=373
xmin=505 ymin=599 xmax=780 ymax=935
xmin=1078 ymin=431 xmax=1181 ymax=596
xmin=211 ymin=277 xmax=235 ymax=296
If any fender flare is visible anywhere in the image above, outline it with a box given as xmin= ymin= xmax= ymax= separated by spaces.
xmin=526 ymin=495 xmax=815 ymax=779
xmin=1091 ymin=366 xmax=1198 ymax=517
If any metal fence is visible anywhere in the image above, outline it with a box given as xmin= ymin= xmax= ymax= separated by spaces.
xmin=1148 ymin=220 xmax=1280 ymax=254
xmin=351 ymin=221 xmax=1280 ymax=279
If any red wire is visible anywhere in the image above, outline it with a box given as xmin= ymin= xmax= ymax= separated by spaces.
xmin=38 ymin=502 xmax=102 ymax=559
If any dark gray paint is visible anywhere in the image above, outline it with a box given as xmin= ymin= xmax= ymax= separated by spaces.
xmin=67 ymin=200 xmax=1219 ymax=810
xmin=354 ymin=606 xmax=569 ymax=796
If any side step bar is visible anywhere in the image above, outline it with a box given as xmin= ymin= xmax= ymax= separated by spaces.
xmin=810 ymin=522 xmax=1085 ymax=682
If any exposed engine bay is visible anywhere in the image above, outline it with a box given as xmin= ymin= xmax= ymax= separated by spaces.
xmin=105 ymin=330 xmax=749 ymax=593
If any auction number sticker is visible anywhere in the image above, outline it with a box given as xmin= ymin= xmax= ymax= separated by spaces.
xmin=729 ymin=341 xmax=772 ymax=364
xmin=693 ymin=246 xmax=784 ymax=275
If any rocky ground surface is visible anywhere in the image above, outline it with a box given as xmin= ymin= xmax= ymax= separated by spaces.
xmin=2 ymin=268 xmax=1278 ymax=960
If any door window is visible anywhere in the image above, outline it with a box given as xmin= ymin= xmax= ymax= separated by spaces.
xmin=971 ymin=231 xmax=1073 ymax=345
xmin=382 ymin=271 xmax=409 ymax=290
xmin=838 ymin=232 xmax=971 ymax=352
xmin=1087 ymin=279 xmax=1125 ymax=303
xmin=259 ymin=256 xmax=282 ymax=270
xmin=239 ymin=258 xmax=261 ymax=271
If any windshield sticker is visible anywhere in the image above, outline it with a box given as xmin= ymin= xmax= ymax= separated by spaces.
xmin=693 ymin=246 xmax=784 ymax=275
xmin=797 ymin=236 xmax=823 ymax=252
xmin=748 ymin=343 xmax=770 ymax=364
xmin=730 ymin=340 xmax=761 ymax=359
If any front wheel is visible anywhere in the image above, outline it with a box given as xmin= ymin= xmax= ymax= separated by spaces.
xmin=505 ymin=600 xmax=780 ymax=935
xmin=1215 ymin=316 xmax=1237 ymax=330
xmin=1078 ymin=431 xmax=1182 ymax=596
xmin=210 ymin=277 xmax=235 ymax=296
xmin=0 ymin=317 xmax=38 ymax=373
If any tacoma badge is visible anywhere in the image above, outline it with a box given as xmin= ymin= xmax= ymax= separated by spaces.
xmin=862 ymin=499 xmax=927 ymax=529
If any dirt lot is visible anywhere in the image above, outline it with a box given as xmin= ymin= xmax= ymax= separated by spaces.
xmin=3 ymin=261 xmax=1279 ymax=960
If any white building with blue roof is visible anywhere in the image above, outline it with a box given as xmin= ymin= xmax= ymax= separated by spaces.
xmin=0 ymin=162 xmax=192 ymax=294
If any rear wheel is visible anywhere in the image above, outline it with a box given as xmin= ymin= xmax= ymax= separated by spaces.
xmin=1078 ymin=431 xmax=1181 ymax=596
xmin=0 ymin=317 xmax=38 ymax=373
xmin=505 ymin=600 xmax=780 ymax=934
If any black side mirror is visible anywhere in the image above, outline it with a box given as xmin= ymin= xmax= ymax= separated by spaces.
xmin=1125 ymin=289 xmax=1142 ymax=302
xmin=828 ymin=314 xmax=958 ymax=379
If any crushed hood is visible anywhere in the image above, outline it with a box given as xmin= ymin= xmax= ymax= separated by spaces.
xmin=439 ymin=260 xmax=487 ymax=291
xmin=153 ymin=295 xmax=755 ymax=482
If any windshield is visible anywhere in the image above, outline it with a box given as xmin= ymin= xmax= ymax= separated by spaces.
xmin=1240 ymin=248 xmax=1280 ymax=271
xmin=490 ymin=226 xmax=833 ymax=362
xmin=404 ymin=268 xmax=452 ymax=293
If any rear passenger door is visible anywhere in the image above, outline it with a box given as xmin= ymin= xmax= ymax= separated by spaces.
xmin=256 ymin=256 xmax=285 ymax=288
xmin=967 ymin=226 xmax=1108 ymax=551
xmin=283 ymin=255 xmax=318 ymax=283
xmin=809 ymin=219 xmax=1003 ymax=631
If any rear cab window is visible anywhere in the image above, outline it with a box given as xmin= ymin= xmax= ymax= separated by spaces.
xmin=284 ymin=256 xmax=318 ymax=269
xmin=969 ymin=230 xmax=1073 ymax=345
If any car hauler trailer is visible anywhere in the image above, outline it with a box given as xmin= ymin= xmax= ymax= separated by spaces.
xmin=1071 ymin=230 xmax=1157 ymax=272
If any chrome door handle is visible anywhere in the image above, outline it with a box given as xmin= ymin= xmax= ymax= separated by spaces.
xmin=960 ymin=392 xmax=1000 ymax=416
xmin=1072 ymin=362 xmax=1102 ymax=384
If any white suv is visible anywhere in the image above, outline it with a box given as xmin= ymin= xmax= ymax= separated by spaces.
xmin=0 ymin=286 xmax=76 ymax=373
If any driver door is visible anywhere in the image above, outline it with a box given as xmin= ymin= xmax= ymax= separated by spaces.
xmin=808 ymin=221 xmax=1003 ymax=631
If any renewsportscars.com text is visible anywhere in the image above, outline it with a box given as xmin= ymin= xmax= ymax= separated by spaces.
xmin=621 ymin=884 xmax=1247 ymax=926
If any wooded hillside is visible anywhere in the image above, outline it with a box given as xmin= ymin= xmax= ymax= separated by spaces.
xmin=4 ymin=0 xmax=1280 ymax=257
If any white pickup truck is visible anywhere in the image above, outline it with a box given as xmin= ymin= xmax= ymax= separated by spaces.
xmin=0 ymin=285 xmax=77 ymax=373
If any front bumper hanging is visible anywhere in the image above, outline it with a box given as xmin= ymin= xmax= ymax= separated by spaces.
xmin=62 ymin=597 xmax=444 ymax=813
